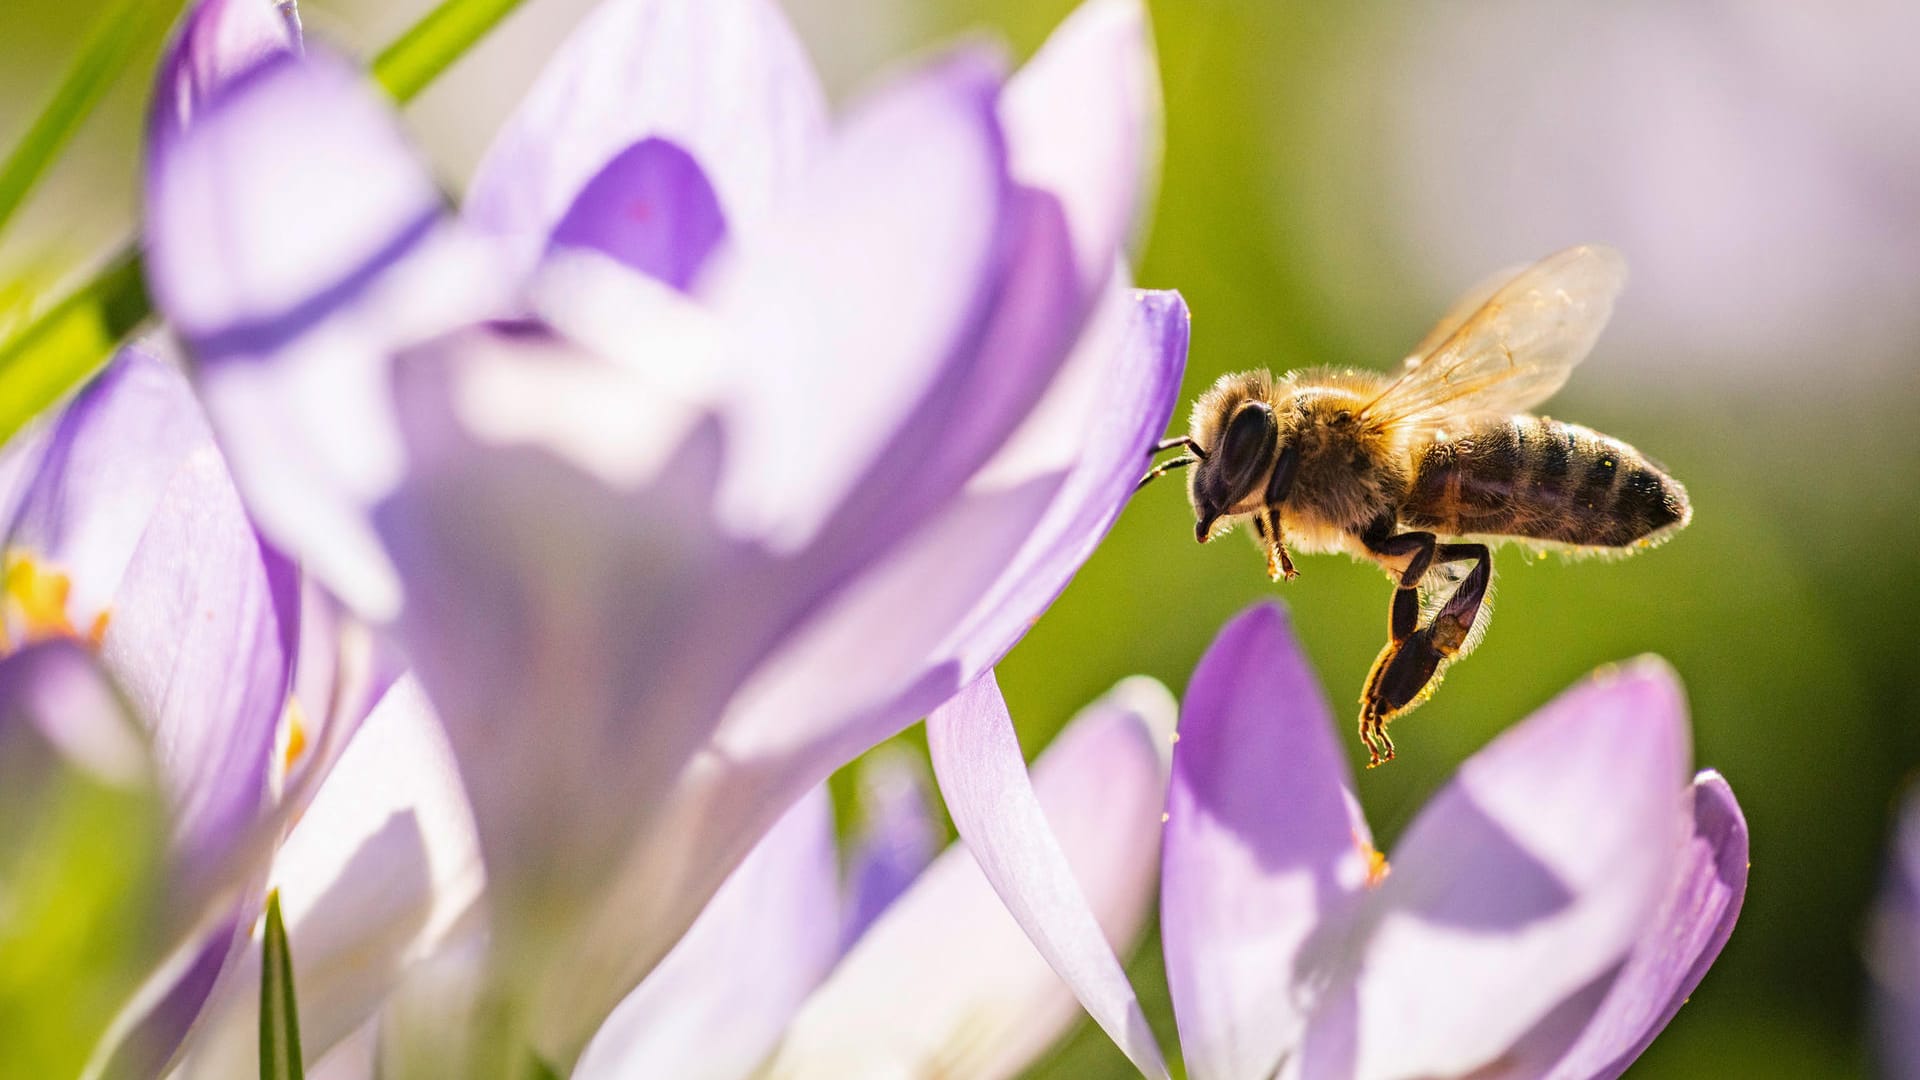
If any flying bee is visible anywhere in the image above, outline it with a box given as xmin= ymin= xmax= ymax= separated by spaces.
xmin=1140 ymin=244 xmax=1691 ymax=767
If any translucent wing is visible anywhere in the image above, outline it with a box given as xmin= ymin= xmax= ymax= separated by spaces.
xmin=1360 ymin=245 xmax=1627 ymax=427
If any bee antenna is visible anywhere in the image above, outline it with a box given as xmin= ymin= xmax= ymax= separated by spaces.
xmin=1136 ymin=455 xmax=1199 ymax=492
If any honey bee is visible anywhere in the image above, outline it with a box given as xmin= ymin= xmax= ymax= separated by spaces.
xmin=1141 ymin=245 xmax=1691 ymax=767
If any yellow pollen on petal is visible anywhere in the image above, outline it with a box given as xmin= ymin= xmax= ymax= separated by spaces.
xmin=2 ymin=549 xmax=106 ymax=655
xmin=1354 ymin=830 xmax=1391 ymax=889
xmin=280 ymin=696 xmax=310 ymax=774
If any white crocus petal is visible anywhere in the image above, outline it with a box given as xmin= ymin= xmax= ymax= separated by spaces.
xmin=768 ymin=676 xmax=1173 ymax=1079
xmin=168 ymin=677 xmax=483 ymax=1075
xmin=573 ymin=789 xmax=839 ymax=1080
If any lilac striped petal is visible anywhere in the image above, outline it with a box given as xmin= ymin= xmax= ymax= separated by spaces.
xmin=1874 ymin=789 xmax=1920 ymax=1079
xmin=145 ymin=48 xmax=508 ymax=619
xmin=923 ymin=672 xmax=1170 ymax=1078
xmin=99 ymin=442 xmax=297 ymax=896
xmin=841 ymin=748 xmax=941 ymax=949
xmin=700 ymin=49 xmax=1010 ymax=554
xmin=547 ymin=138 xmax=728 ymax=291
xmin=151 ymin=0 xmax=300 ymax=141
xmin=4 ymin=350 xmax=214 ymax=617
xmin=146 ymin=49 xmax=442 ymax=357
xmin=465 ymin=0 xmax=827 ymax=269
xmin=1001 ymin=0 xmax=1161 ymax=291
xmin=1332 ymin=660 xmax=1692 ymax=1079
xmin=1543 ymin=770 xmax=1749 ymax=1080
xmin=573 ymin=789 xmax=839 ymax=1080
xmin=1160 ymin=603 xmax=1372 ymax=1080
xmin=169 ymin=677 xmax=483 ymax=1075
xmin=772 ymin=676 xmax=1172 ymax=1079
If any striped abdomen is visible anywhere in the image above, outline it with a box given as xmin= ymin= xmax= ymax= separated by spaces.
xmin=1399 ymin=416 xmax=1690 ymax=548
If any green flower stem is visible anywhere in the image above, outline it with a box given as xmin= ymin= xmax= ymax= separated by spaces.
xmin=259 ymin=891 xmax=305 ymax=1080
xmin=0 ymin=0 xmax=531 ymax=446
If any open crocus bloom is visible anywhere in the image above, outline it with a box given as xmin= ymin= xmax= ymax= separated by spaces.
xmin=142 ymin=0 xmax=1184 ymax=1063
xmin=0 ymin=344 xmax=429 ymax=1076
xmin=1154 ymin=604 xmax=1748 ymax=1080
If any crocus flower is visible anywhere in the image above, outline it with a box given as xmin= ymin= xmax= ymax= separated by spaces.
xmin=1148 ymin=602 xmax=1748 ymax=1080
xmin=1871 ymin=789 xmax=1920 ymax=1078
xmin=559 ymin=676 xmax=1171 ymax=1080
xmin=142 ymin=0 xmax=1184 ymax=1065
xmin=0 ymin=341 xmax=430 ymax=1076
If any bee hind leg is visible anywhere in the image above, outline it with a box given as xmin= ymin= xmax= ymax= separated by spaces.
xmin=1355 ymin=545 xmax=1493 ymax=765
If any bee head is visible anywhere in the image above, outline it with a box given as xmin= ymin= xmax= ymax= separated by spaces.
xmin=1190 ymin=399 xmax=1278 ymax=542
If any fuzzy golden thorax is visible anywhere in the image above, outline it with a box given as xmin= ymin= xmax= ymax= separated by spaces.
xmin=1184 ymin=369 xmax=1413 ymax=545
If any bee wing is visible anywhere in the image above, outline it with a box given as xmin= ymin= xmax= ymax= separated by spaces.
xmin=1361 ymin=245 xmax=1628 ymax=427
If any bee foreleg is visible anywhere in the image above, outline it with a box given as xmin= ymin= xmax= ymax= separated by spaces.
xmin=1257 ymin=508 xmax=1298 ymax=582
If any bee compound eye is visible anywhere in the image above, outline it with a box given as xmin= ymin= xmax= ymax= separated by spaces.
xmin=1215 ymin=401 xmax=1278 ymax=504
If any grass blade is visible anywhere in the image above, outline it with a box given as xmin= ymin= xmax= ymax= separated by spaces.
xmin=373 ymin=0 xmax=527 ymax=104
xmin=0 ymin=0 xmax=166 ymax=240
xmin=259 ymin=890 xmax=305 ymax=1080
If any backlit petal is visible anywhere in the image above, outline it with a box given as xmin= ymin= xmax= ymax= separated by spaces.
xmin=1332 ymin=660 xmax=1691 ymax=1079
xmin=465 ymin=0 xmax=827 ymax=268
xmin=771 ymin=676 xmax=1172 ymax=1079
xmin=573 ymin=789 xmax=839 ymax=1080
xmin=1161 ymin=603 xmax=1372 ymax=1080
xmin=921 ymin=673 xmax=1171 ymax=1078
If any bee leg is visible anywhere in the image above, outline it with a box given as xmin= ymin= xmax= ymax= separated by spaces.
xmin=1357 ymin=588 xmax=1423 ymax=766
xmin=1256 ymin=508 xmax=1298 ymax=582
xmin=1360 ymin=516 xmax=1439 ymax=587
xmin=1355 ymin=545 xmax=1496 ymax=764
xmin=1423 ymin=543 xmax=1492 ymax=656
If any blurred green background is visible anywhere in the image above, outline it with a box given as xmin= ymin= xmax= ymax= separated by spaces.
xmin=3 ymin=0 xmax=1917 ymax=1077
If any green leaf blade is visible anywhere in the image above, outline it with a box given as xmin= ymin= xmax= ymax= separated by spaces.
xmin=0 ymin=0 xmax=169 ymax=241
xmin=373 ymin=0 xmax=528 ymax=104
xmin=259 ymin=890 xmax=306 ymax=1080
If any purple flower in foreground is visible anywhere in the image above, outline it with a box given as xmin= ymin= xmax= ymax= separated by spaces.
xmin=567 ymin=677 xmax=1171 ymax=1079
xmin=1152 ymin=603 xmax=1748 ymax=1080
xmin=0 ymin=344 xmax=419 ymax=1075
xmin=1871 ymin=790 xmax=1920 ymax=1078
xmin=142 ymin=0 xmax=1184 ymax=1064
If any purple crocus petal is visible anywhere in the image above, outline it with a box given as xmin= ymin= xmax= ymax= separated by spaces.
xmin=1161 ymin=603 xmax=1373 ymax=1080
xmin=169 ymin=677 xmax=483 ymax=1075
xmin=1873 ymin=789 xmax=1920 ymax=1079
xmin=99 ymin=443 xmax=297 ymax=897
xmin=4 ymin=349 xmax=213 ymax=617
xmin=771 ymin=676 xmax=1173 ymax=1079
xmin=546 ymin=137 xmax=728 ymax=292
xmin=145 ymin=47 xmax=508 ymax=619
xmin=842 ymin=747 xmax=942 ymax=950
xmin=1000 ymin=0 xmax=1161 ymax=291
xmin=151 ymin=0 xmax=300 ymax=142
xmin=1542 ymin=770 xmax=1750 ymax=1080
xmin=1337 ymin=659 xmax=1692 ymax=1079
xmin=700 ymin=48 xmax=1009 ymax=555
xmin=939 ymin=282 xmax=1187 ymax=677
xmin=0 ymin=640 xmax=147 ymax=786
xmin=464 ymin=0 xmax=827 ymax=268
xmin=923 ymin=672 xmax=1170 ymax=1078
xmin=573 ymin=788 xmax=838 ymax=1080
xmin=146 ymin=48 xmax=441 ymax=358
